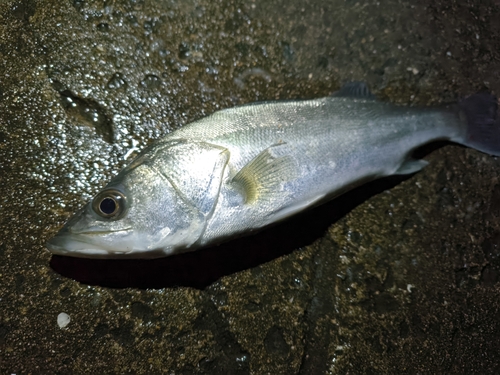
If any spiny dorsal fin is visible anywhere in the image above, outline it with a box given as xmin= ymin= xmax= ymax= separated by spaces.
xmin=333 ymin=81 xmax=375 ymax=100
xmin=232 ymin=143 xmax=297 ymax=204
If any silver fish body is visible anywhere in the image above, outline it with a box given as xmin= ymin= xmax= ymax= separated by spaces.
xmin=47 ymin=84 xmax=499 ymax=258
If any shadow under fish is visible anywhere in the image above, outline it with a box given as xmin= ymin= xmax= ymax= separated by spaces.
xmin=49 ymin=172 xmax=416 ymax=289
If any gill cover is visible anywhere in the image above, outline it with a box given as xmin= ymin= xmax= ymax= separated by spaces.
xmin=133 ymin=139 xmax=230 ymax=215
xmin=115 ymin=138 xmax=230 ymax=251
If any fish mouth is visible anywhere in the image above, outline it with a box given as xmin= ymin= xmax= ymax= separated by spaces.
xmin=46 ymin=230 xmax=134 ymax=259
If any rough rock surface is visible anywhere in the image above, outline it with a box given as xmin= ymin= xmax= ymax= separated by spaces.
xmin=1 ymin=0 xmax=500 ymax=373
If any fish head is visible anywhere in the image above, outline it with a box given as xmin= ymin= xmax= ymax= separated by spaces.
xmin=47 ymin=139 xmax=230 ymax=258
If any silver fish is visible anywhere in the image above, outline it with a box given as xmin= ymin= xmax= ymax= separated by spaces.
xmin=47 ymin=82 xmax=499 ymax=258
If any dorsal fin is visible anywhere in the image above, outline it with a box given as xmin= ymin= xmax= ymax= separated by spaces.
xmin=333 ymin=81 xmax=375 ymax=100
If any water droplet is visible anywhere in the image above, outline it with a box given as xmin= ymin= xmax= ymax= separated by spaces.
xmin=57 ymin=89 xmax=114 ymax=143
xmin=143 ymin=20 xmax=153 ymax=33
xmin=129 ymin=0 xmax=144 ymax=9
xmin=140 ymin=74 xmax=161 ymax=89
xmin=107 ymin=72 xmax=128 ymax=90
xmin=73 ymin=0 xmax=85 ymax=10
xmin=159 ymin=49 xmax=170 ymax=58
xmin=317 ymin=56 xmax=329 ymax=69
xmin=178 ymin=42 xmax=191 ymax=60
xmin=96 ymin=22 xmax=110 ymax=32
xmin=280 ymin=41 xmax=295 ymax=62
xmin=126 ymin=14 xmax=138 ymax=27
xmin=236 ymin=354 xmax=249 ymax=363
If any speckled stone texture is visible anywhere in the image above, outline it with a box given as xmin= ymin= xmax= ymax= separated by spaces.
xmin=1 ymin=0 xmax=500 ymax=373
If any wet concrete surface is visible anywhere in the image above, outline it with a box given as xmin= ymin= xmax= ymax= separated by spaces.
xmin=1 ymin=0 xmax=500 ymax=373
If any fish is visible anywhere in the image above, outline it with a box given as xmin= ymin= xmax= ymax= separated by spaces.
xmin=47 ymin=82 xmax=499 ymax=259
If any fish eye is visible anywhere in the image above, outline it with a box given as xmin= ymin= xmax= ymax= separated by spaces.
xmin=92 ymin=189 xmax=127 ymax=219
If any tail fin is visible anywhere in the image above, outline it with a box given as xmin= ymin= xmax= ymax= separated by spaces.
xmin=460 ymin=92 xmax=500 ymax=156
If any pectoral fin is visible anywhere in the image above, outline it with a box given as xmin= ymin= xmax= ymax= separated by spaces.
xmin=232 ymin=143 xmax=297 ymax=204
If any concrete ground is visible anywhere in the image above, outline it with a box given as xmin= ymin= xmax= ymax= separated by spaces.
xmin=1 ymin=0 xmax=500 ymax=373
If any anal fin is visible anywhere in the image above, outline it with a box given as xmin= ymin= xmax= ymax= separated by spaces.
xmin=394 ymin=158 xmax=429 ymax=175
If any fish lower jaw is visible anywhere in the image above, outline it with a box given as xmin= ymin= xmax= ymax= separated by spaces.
xmin=46 ymin=234 xmax=180 ymax=259
xmin=46 ymin=234 xmax=133 ymax=259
